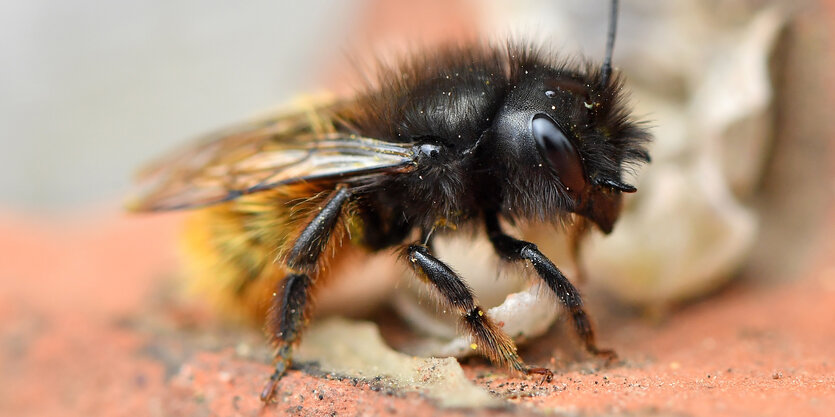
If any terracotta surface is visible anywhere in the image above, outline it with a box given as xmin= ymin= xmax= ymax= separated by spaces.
xmin=0 ymin=205 xmax=832 ymax=417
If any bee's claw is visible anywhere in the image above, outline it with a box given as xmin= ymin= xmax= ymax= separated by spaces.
xmin=525 ymin=366 xmax=554 ymax=384
xmin=260 ymin=361 xmax=288 ymax=403
xmin=592 ymin=348 xmax=618 ymax=365
xmin=260 ymin=379 xmax=279 ymax=403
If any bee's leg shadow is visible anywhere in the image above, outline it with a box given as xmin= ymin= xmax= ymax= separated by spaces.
xmin=484 ymin=212 xmax=616 ymax=362
xmin=404 ymin=243 xmax=548 ymax=377
xmin=261 ymin=185 xmax=353 ymax=403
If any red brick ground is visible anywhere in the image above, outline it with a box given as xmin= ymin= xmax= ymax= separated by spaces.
xmin=2 ymin=114 xmax=834 ymax=417
xmin=0 ymin=206 xmax=833 ymax=417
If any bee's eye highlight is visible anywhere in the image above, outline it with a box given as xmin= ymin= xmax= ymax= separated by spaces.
xmin=545 ymin=90 xmax=557 ymax=98
xmin=531 ymin=114 xmax=586 ymax=192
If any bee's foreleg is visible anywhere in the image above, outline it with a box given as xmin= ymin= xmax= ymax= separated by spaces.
xmin=484 ymin=213 xmax=616 ymax=362
xmin=261 ymin=185 xmax=352 ymax=403
xmin=404 ymin=243 xmax=536 ymax=375
xmin=566 ymin=217 xmax=590 ymax=284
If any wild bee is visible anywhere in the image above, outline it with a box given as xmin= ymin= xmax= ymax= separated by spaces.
xmin=131 ymin=0 xmax=650 ymax=402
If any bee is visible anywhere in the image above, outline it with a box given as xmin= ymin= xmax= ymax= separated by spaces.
xmin=131 ymin=0 xmax=650 ymax=403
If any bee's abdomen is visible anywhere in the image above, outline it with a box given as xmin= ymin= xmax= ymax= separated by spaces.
xmin=181 ymin=194 xmax=292 ymax=322
xmin=180 ymin=187 xmax=368 ymax=322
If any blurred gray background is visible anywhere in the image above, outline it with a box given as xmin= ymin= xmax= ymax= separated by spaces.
xmin=0 ymin=0 xmax=358 ymax=211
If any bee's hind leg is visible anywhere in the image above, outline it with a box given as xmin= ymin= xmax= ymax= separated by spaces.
xmin=484 ymin=213 xmax=616 ymax=362
xmin=405 ymin=243 xmax=549 ymax=377
xmin=260 ymin=273 xmax=311 ymax=401
xmin=260 ymin=185 xmax=352 ymax=403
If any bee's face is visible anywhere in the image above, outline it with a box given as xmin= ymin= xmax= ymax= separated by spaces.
xmin=489 ymin=66 xmax=648 ymax=232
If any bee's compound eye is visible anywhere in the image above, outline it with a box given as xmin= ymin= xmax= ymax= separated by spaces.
xmin=531 ymin=114 xmax=586 ymax=192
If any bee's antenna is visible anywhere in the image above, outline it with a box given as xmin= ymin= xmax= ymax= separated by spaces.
xmin=600 ymin=0 xmax=619 ymax=87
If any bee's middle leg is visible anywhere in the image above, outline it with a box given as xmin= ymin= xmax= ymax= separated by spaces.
xmin=405 ymin=243 xmax=548 ymax=376
xmin=260 ymin=185 xmax=352 ymax=402
xmin=485 ymin=213 xmax=616 ymax=361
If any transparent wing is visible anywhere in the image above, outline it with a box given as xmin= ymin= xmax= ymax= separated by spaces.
xmin=129 ymin=105 xmax=415 ymax=211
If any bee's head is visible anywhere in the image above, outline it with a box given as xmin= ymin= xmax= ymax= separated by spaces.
xmin=489 ymin=48 xmax=650 ymax=233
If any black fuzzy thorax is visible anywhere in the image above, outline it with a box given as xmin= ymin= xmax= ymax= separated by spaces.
xmin=337 ymin=43 xmax=650 ymax=244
